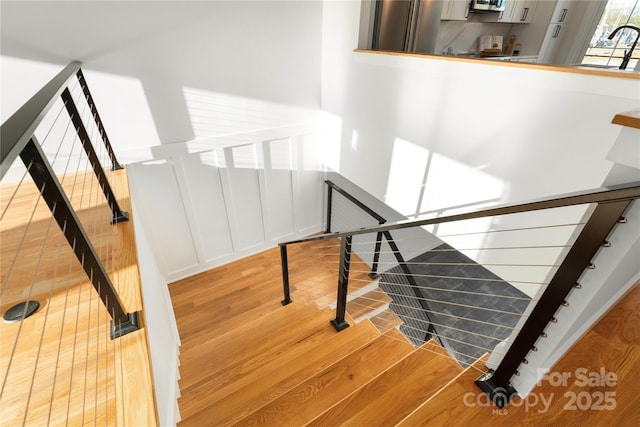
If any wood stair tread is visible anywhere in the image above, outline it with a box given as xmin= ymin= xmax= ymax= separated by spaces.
xmin=347 ymin=288 xmax=393 ymax=321
xmin=397 ymin=354 xmax=489 ymax=425
xmin=307 ymin=339 xmax=463 ymax=426
xmin=178 ymin=306 xmax=340 ymax=417
xmin=233 ymin=328 xmax=415 ymax=426
xmin=370 ymin=307 xmax=403 ymax=334
xmin=174 ymin=277 xmax=287 ymax=346
xmin=178 ymin=319 xmax=382 ymax=426
xmin=178 ymin=303 xmax=328 ymax=391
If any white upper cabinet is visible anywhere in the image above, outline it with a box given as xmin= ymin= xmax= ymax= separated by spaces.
xmin=441 ymin=0 xmax=470 ymax=20
xmin=550 ymin=0 xmax=570 ymax=23
xmin=484 ymin=0 xmax=538 ymax=23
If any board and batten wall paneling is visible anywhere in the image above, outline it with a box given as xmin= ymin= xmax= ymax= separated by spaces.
xmin=129 ymin=133 xmax=325 ymax=284
xmin=225 ymin=145 xmax=268 ymax=251
xmin=127 ymin=160 xmax=199 ymax=278
xmin=263 ymin=138 xmax=296 ymax=241
xmin=176 ymin=150 xmax=235 ymax=263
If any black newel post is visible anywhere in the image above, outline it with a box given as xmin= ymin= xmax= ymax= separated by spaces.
xmin=331 ymin=235 xmax=352 ymax=332
xmin=280 ymin=244 xmax=292 ymax=306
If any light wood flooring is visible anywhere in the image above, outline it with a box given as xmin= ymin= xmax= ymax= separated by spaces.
xmin=170 ymin=238 xmax=640 ymax=426
xmin=0 ymin=168 xmax=156 ymax=425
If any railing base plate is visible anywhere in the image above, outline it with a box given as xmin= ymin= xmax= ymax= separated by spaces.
xmin=111 ymin=311 xmax=141 ymax=340
xmin=330 ymin=318 xmax=350 ymax=332
xmin=474 ymin=369 xmax=518 ymax=408
xmin=111 ymin=211 xmax=129 ymax=224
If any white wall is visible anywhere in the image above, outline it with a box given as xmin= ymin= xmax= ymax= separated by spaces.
xmin=127 ymin=130 xmax=325 ymax=282
xmin=326 ymin=170 xmax=443 ymax=271
xmin=1 ymin=1 xmax=322 ymax=159
xmin=321 ymin=0 xmax=639 ymax=296
xmin=129 ymin=197 xmax=182 ymax=426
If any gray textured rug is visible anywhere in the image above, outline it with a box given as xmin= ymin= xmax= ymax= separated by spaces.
xmin=379 ymin=243 xmax=531 ymax=367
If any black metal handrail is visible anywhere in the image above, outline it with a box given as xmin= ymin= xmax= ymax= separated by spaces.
xmin=1 ymin=62 xmax=138 ymax=339
xmin=1 ymin=62 xmax=82 ymax=179
xmin=281 ymin=183 xmax=640 ymax=244
xmin=320 ymin=180 xmax=443 ymax=346
xmin=279 ymin=179 xmax=640 ymax=407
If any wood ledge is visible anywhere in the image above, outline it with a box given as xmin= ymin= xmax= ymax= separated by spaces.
xmin=354 ymin=49 xmax=640 ymax=80
xmin=612 ymin=109 xmax=640 ymax=130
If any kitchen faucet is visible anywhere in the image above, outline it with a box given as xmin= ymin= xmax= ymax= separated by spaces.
xmin=607 ymin=25 xmax=640 ymax=70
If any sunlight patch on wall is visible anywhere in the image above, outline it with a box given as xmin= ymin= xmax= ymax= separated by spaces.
xmin=232 ymin=144 xmax=263 ymax=169
xmin=182 ymin=86 xmax=316 ymax=139
xmin=318 ymin=111 xmax=342 ymax=172
xmin=384 ymin=138 xmax=430 ymax=215
xmin=420 ymin=155 xmax=505 ymax=216
xmin=198 ymin=149 xmax=226 ymax=168
xmin=270 ymin=138 xmax=294 ymax=171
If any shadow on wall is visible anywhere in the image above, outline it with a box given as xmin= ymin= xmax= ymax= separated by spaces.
xmin=1 ymin=0 xmax=323 ymax=147
xmin=127 ymin=132 xmax=326 ymax=282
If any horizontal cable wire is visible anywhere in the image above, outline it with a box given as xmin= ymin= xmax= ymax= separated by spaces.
xmin=434 ymin=222 xmax=586 ymax=238
xmin=292 ymin=240 xmax=572 ymax=253
xmin=333 ymin=286 xmax=528 ymax=332
xmin=353 ymin=294 xmax=519 ymax=344
xmin=397 ymin=321 xmax=497 ymax=362
xmin=346 ymin=276 xmax=534 ymax=301
xmin=0 ymin=160 xmax=34 ymax=221
xmin=0 ymin=200 xmax=58 ymax=399
xmin=337 ymin=268 xmax=545 ymax=286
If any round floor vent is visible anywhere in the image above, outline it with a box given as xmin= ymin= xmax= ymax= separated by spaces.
xmin=3 ymin=301 xmax=40 ymax=323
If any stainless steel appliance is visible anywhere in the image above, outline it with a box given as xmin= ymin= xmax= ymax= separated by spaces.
xmin=372 ymin=0 xmax=443 ymax=53
xmin=470 ymin=0 xmax=506 ymax=12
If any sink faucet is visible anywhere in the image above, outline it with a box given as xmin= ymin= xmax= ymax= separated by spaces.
xmin=607 ymin=25 xmax=640 ymax=70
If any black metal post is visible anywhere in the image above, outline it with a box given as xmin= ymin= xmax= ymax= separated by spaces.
xmin=383 ymin=231 xmax=444 ymax=348
xmin=280 ymin=244 xmax=292 ymax=306
xmin=60 ymin=88 xmax=128 ymax=224
xmin=475 ymin=199 xmax=633 ymax=408
xmin=325 ymin=184 xmax=333 ymax=233
xmin=75 ymin=69 xmax=123 ymax=171
xmin=19 ymin=137 xmax=139 ymax=339
xmin=369 ymin=229 xmax=384 ymax=278
xmin=331 ymin=235 xmax=352 ymax=331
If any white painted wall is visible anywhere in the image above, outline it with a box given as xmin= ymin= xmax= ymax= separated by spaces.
xmin=128 ymin=196 xmax=182 ymax=426
xmin=1 ymin=1 xmax=322 ymax=159
xmin=321 ymin=0 xmax=638 ymax=295
xmin=326 ymin=170 xmax=443 ymax=271
xmin=127 ymin=129 xmax=325 ymax=282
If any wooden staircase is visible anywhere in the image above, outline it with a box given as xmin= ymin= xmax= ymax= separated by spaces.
xmin=170 ymin=242 xmax=473 ymax=426
xmin=170 ymin=242 xmax=640 ymax=426
xmin=176 ymin=300 xmax=465 ymax=426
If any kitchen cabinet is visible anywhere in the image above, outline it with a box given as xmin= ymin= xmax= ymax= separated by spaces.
xmin=484 ymin=0 xmax=538 ymax=23
xmin=550 ymin=0 xmax=570 ymax=24
xmin=441 ymin=0 xmax=470 ymax=21
xmin=537 ymin=1 xmax=573 ymax=64
xmin=537 ymin=22 xmax=566 ymax=63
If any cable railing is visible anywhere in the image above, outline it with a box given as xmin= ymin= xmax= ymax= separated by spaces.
xmin=279 ymin=179 xmax=640 ymax=407
xmin=1 ymin=62 xmax=146 ymax=424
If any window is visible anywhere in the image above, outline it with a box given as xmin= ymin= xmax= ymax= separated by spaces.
xmin=582 ymin=0 xmax=640 ymax=68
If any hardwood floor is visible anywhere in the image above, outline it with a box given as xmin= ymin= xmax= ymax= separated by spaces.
xmin=171 ymin=235 xmax=640 ymax=426
xmin=0 ymin=168 xmax=156 ymax=426
xmin=398 ymin=281 xmax=640 ymax=426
